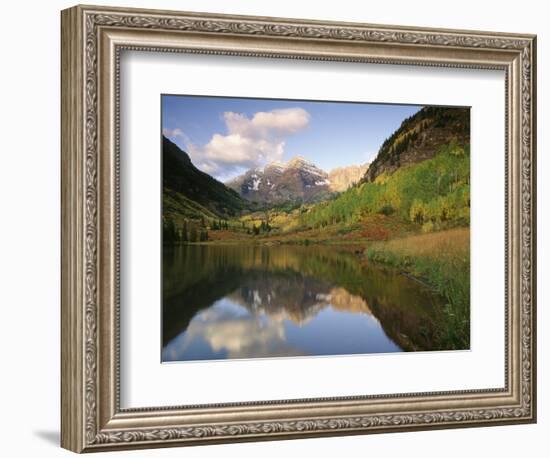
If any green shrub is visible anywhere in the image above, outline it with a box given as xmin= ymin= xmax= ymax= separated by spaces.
xmin=378 ymin=204 xmax=395 ymax=216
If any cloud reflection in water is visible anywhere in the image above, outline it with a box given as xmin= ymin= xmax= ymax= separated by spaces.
xmin=162 ymin=283 xmax=400 ymax=362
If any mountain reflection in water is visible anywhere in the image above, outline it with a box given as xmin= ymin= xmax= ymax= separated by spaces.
xmin=162 ymin=244 xmax=448 ymax=362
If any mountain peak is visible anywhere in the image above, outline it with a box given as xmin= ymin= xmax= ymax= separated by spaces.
xmin=227 ymin=156 xmax=369 ymax=204
xmin=328 ymin=163 xmax=369 ymax=192
xmin=287 ymin=156 xmax=311 ymax=167
xmin=264 ymin=160 xmax=286 ymax=170
xmin=227 ymin=156 xmax=331 ymax=204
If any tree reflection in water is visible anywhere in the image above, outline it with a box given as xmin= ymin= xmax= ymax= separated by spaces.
xmin=162 ymin=244 xmax=448 ymax=362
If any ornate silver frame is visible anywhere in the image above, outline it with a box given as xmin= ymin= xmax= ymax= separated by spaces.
xmin=61 ymin=4 xmax=537 ymax=453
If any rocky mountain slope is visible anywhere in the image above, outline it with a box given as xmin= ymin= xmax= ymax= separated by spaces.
xmin=227 ymin=157 xmax=368 ymax=204
xmin=362 ymin=106 xmax=470 ymax=183
xmin=226 ymin=156 xmax=333 ymax=204
xmin=328 ymin=164 xmax=369 ymax=192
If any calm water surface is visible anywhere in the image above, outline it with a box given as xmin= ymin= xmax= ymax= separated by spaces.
xmin=162 ymin=244 xmax=448 ymax=362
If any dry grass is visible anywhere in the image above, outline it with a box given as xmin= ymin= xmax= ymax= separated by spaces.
xmin=366 ymin=227 xmax=470 ymax=349
xmin=369 ymin=227 xmax=469 ymax=259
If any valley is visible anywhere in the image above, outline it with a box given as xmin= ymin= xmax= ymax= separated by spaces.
xmin=162 ymin=105 xmax=471 ymax=350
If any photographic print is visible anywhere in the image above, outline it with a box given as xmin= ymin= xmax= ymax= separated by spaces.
xmin=61 ymin=7 xmax=536 ymax=450
xmin=161 ymin=95 xmax=470 ymax=362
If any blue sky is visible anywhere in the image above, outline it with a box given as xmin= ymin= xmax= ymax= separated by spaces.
xmin=162 ymin=94 xmax=422 ymax=182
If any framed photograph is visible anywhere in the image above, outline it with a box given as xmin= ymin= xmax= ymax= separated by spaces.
xmin=61 ymin=4 xmax=537 ymax=453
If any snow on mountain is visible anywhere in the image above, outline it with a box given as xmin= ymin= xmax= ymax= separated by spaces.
xmin=226 ymin=157 xmax=368 ymax=204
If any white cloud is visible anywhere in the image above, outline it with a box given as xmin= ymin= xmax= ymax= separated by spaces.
xmin=184 ymin=108 xmax=310 ymax=180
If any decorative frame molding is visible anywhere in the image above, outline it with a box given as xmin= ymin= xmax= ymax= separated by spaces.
xmin=61 ymin=4 xmax=536 ymax=453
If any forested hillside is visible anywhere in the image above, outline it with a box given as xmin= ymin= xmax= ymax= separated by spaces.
xmin=162 ymin=136 xmax=247 ymax=222
xmin=298 ymin=141 xmax=470 ymax=233
xmin=363 ymin=106 xmax=469 ymax=183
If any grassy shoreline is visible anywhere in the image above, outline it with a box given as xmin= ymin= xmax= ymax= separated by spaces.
xmin=365 ymin=228 xmax=470 ymax=349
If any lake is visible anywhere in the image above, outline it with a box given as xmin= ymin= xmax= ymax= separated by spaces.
xmin=162 ymin=244 xmax=449 ymax=362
